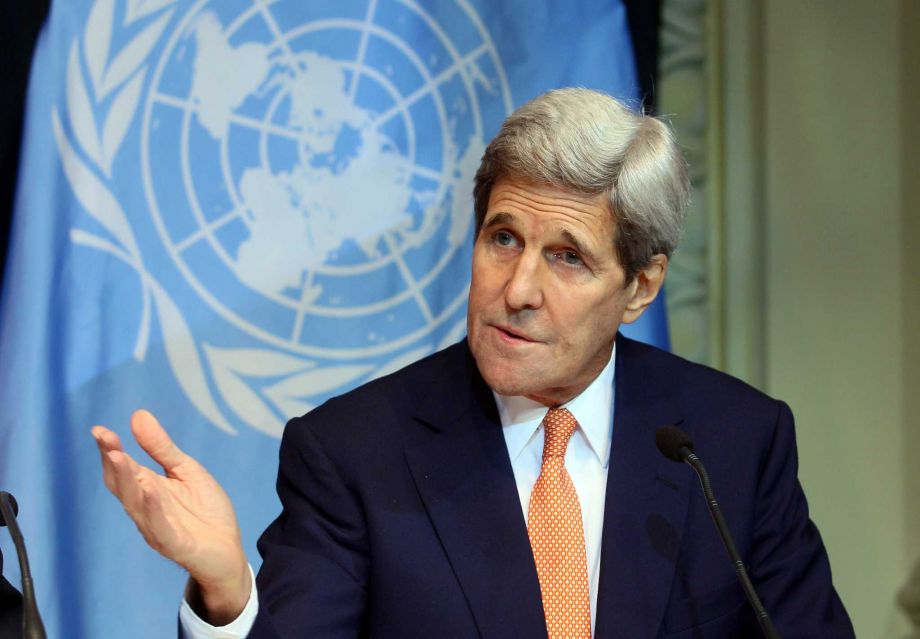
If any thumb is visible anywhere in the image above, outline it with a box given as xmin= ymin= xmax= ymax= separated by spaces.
xmin=131 ymin=409 xmax=189 ymax=473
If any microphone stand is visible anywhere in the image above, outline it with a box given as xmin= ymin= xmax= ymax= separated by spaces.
xmin=0 ymin=492 xmax=46 ymax=639
xmin=679 ymin=448 xmax=782 ymax=639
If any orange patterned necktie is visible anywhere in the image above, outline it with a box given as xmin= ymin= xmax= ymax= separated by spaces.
xmin=527 ymin=407 xmax=592 ymax=639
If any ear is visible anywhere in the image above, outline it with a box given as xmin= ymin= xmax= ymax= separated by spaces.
xmin=621 ymin=254 xmax=668 ymax=324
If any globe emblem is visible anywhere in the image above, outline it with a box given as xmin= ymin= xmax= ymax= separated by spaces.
xmin=140 ymin=0 xmax=511 ymax=359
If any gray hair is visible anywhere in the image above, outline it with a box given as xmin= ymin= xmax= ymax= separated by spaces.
xmin=473 ymin=88 xmax=690 ymax=281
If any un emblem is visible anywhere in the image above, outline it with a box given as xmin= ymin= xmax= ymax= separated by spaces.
xmin=54 ymin=0 xmax=511 ymax=436
xmin=144 ymin=0 xmax=510 ymax=355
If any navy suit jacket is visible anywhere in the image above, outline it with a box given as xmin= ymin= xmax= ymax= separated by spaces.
xmin=247 ymin=336 xmax=853 ymax=638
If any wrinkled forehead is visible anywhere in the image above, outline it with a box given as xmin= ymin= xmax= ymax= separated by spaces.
xmin=481 ymin=179 xmax=617 ymax=248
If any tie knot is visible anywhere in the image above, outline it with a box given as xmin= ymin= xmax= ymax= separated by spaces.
xmin=542 ymin=408 xmax=578 ymax=460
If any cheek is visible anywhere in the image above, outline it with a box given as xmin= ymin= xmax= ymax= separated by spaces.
xmin=469 ymin=255 xmax=503 ymax=306
xmin=467 ymin=277 xmax=493 ymax=325
xmin=554 ymin=290 xmax=625 ymax=344
xmin=468 ymin=267 xmax=487 ymax=306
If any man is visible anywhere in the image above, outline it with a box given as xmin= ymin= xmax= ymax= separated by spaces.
xmin=93 ymin=88 xmax=854 ymax=637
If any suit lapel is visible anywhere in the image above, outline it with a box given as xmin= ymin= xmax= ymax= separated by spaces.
xmin=404 ymin=344 xmax=547 ymax=639
xmin=594 ymin=336 xmax=694 ymax=639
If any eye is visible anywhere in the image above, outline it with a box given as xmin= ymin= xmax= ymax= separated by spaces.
xmin=494 ymin=230 xmax=517 ymax=248
xmin=562 ymin=250 xmax=583 ymax=265
xmin=552 ymin=249 xmax=584 ymax=267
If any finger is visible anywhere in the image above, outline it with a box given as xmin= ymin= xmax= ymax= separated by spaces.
xmin=106 ymin=448 xmax=147 ymax=515
xmin=91 ymin=425 xmax=124 ymax=453
xmin=132 ymin=482 xmax=182 ymax=557
xmin=92 ymin=428 xmax=124 ymax=494
xmin=97 ymin=438 xmax=185 ymax=561
xmin=131 ymin=409 xmax=189 ymax=474
xmin=96 ymin=445 xmax=118 ymax=495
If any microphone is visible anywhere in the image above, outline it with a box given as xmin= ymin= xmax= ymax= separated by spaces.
xmin=655 ymin=426 xmax=782 ymax=639
xmin=654 ymin=425 xmax=694 ymax=462
xmin=0 ymin=491 xmax=47 ymax=639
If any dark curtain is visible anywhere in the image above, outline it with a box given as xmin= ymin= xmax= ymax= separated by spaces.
xmin=0 ymin=0 xmax=52 ymax=291
xmin=624 ymin=0 xmax=662 ymax=114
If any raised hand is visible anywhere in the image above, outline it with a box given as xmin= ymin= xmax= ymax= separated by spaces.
xmin=92 ymin=409 xmax=251 ymax=624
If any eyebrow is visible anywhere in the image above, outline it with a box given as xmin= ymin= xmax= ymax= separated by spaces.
xmin=482 ymin=212 xmax=600 ymax=263
xmin=559 ymin=228 xmax=595 ymax=262
xmin=482 ymin=212 xmax=516 ymax=228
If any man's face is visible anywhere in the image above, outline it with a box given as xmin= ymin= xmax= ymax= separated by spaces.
xmin=467 ymin=179 xmax=660 ymax=406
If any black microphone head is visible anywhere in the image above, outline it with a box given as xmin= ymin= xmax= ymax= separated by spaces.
xmin=0 ymin=491 xmax=18 ymax=527
xmin=655 ymin=425 xmax=694 ymax=462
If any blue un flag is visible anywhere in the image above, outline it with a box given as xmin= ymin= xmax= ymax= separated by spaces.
xmin=0 ymin=1 xmax=665 ymax=636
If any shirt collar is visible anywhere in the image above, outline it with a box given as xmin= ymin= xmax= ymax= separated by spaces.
xmin=493 ymin=342 xmax=616 ymax=468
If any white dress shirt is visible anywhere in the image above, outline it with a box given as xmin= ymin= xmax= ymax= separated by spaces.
xmin=180 ymin=345 xmax=617 ymax=638
xmin=495 ymin=344 xmax=615 ymax=633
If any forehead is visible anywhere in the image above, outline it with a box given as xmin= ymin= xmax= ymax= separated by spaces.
xmin=485 ymin=179 xmax=615 ymax=243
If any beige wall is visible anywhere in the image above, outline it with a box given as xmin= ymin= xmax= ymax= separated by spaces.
xmin=755 ymin=0 xmax=918 ymax=636
xmin=901 ymin=0 xmax=920 ymax=571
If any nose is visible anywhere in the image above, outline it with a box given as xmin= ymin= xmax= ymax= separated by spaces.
xmin=504 ymin=251 xmax=544 ymax=311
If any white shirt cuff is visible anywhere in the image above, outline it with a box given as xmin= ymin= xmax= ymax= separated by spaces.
xmin=178 ymin=564 xmax=258 ymax=639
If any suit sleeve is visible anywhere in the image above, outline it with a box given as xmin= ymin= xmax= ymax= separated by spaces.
xmin=249 ymin=418 xmax=369 ymax=639
xmin=749 ymin=401 xmax=855 ymax=638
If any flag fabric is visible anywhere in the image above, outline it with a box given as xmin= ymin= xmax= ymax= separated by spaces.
xmin=0 ymin=1 xmax=663 ymax=636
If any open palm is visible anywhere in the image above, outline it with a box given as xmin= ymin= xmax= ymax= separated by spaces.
xmin=92 ymin=409 xmax=250 ymax=620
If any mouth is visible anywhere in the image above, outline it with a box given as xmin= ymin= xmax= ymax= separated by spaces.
xmin=492 ymin=324 xmax=539 ymax=344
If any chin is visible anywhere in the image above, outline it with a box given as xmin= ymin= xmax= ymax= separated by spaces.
xmin=484 ymin=377 xmax=530 ymax=397
xmin=472 ymin=352 xmax=519 ymax=393
xmin=475 ymin=357 xmax=543 ymax=398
